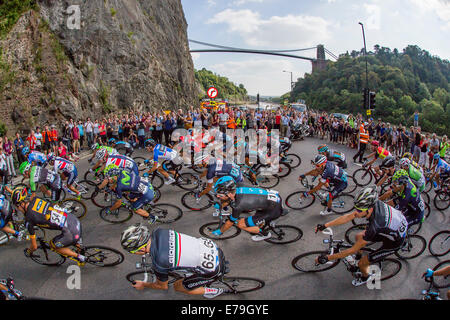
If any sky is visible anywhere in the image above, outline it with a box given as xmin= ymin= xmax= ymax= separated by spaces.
xmin=180 ymin=0 xmax=450 ymax=96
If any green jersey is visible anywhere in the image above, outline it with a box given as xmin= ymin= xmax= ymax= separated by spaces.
xmin=407 ymin=164 xmax=425 ymax=192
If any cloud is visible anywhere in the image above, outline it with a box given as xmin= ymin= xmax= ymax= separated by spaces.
xmin=409 ymin=0 xmax=450 ymax=30
xmin=209 ymin=59 xmax=310 ymax=95
xmin=191 ymin=52 xmax=200 ymax=62
xmin=232 ymin=0 xmax=265 ymax=6
xmin=364 ymin=4 xmax=381 ymax=30
xmin=207 ymin=0 xmax=217 ymax=7
xmin=208 ymin=9 xmax=331 ymax=48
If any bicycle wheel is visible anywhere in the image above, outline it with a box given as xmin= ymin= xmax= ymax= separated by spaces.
xmin=291 ymin=250 xmax=340 ymax=272
xmin=181 ymin=192 xmax=213 ymax=211
xmin=59 ymin=199 xmax=87 ymax=220
xmin=83 ymin=246 xmax=124 ymax=267
xmin=176 ymin=172 xmax=200 ymax=191
xmin=421 ymin=192 xmax=430 ymax=206
xmin=265 ymin=225 xmax=303 ymax=244
xmin=83 ymin=171 xmax=105 ymax=184
xmin=91 ymin=190 xmax=115 ymax=208
xmin=42 ymin=188 xmax=66 ymax=202
xmin=256 ymin=174 xmax=280 ymax=189
xmin=147 ymin=203 xmax=183 ymax=223
xmin=428 ymin=230 xmax=450 ymax=257
xmin=153 ymin=188 xmax=161 ymax=203
xmin=99 ymin=206 xmax=133 ymax=224
xmin=133 ymin=157 xmax=148 ymax=173
xmin=353 ymin=168 xmax=373 ymax=187
xmin=407 ymin=222 xmax=422 ymax=235
xmin=346 ymin=175 xmax=358 ymax=194
xmin=214 ymin=277 xmax=265 ymax=294
xmin=424 ymin=203 xmax=431 ymax=220
xmin=277 ymin=163 xmax=291 ymax=178
xmin=432 ymin=260 xmax=449 ymax=289
xmin=150 ymin=174 xmax=164 ymax=190
xmin=126 ymin=270 xmax=156 ymax=283
xmin=29 ymin=243 xmax=66 ymax=266
xmin=395 ymin=235 xmax=426 ymax=260
xmin=199 ymin=222 xmax=241 ymax=240
xmin=283 ymin=154 xmax=301 ymax=169
xmin=424 ymin=179 xmax=432 ymax=193
xmin=345 ymin=224 xmax=368 ymax=245
xmin=0 ymin=231 xmax=9 ymax=245
xmin=331 ymin=193 xmax=354 ymax=214
xmin=434 ymin=190 xmax=450 ymax=211
xmin=376 ymin=258 xmax=402 ymax=281
xmin=285 ymin=191 xmax=315 ymax=210
xmin=76 ymin=180 xmax=98 ymax=200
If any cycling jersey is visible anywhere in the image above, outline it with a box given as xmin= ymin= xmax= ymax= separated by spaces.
xmin=230 ymin=187 xmax=282 ymax=226
xmin=53 ymin=157 xmax=78 ymax=185
xmin=375 ymin=147 xmax=392 ymax=160
xmin=29 ymin=166 xmax=61 ymax=192
xmin=115 ymin=171 xmax=154 ymax=209
xmin=0 ymin=195 xmax=12 ymax=228
xmin=25 ymin=197 xmax=82 ymax=248
xmin=363 ymin=200 xmax=408 ymax=243
xmin=115 ymin=141 xmax=131 ymax=149
xmin=321 ymin=162 xmax=347 ymax=185
xmin=99 ymin=145 xmax=118 ymax=156
xmin=206 ymin=159 xmax=243 ymax=183
xmin=153 ymin=144 xmax=177 ymax=162
xmin=435 ymin=159 xmax=450 ymax=174
xmin=407 ymin=164 xmax=425 ymax=192
xmin=105 ymin=155 xmax=139 ymax=175
xmin=28 ymin=151 xmax=47 ymax=166
xmin=150 ymin=229 xmax=223 ymax=288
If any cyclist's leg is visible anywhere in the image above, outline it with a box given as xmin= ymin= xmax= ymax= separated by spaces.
xmin=51 ymin=215 xmax=82 ymax=259
xmin=361 ymin=237 xmax=403 ymax=277
xmin=131 ymin=191 xmax=155 ymax=219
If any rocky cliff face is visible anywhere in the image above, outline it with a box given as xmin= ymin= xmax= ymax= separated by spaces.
xmin=0 ymin=0 xmax=197 ymax=133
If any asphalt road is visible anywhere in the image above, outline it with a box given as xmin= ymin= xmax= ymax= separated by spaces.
xmin=1 ymin=137 xmax=448 ymax=300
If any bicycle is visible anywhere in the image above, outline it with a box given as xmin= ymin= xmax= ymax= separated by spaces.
xmin=343 ymin=224 xmax=426 ymax=260
xmin=433 ymin=182 xmax=449 ymax=211
xmin=0 ymin=277 xmax=49 ymax=300
xmin=25 ymin=236 xmax=124 ymax=267
xmin=98 ymin=192 xmax=182 ymax=224
xmin=199 ymin=206 xmax=303 ymax=244
xmin=62 ymin=179 xmax=98 ymax=201
xmin=126 ymin=252 xmax=265 ymax=295
xmin=240 ymin=164 xmax=280 ymax=189
xmin=428 ymin=230 xmax=449 ymax=257
xmin=402 ymin=266 xmax=448 ymax=300
xmin=352 ymin=160 xmax=393 ymax=188
xmin=280 ymin=152 xmax=301 ymax=169
xmin=291 ymin=228 xmax=402 ymax=281
xmin=91 ymin=184 xmax=161 ymax=209
xmin=142 ymin=160 xmax=200 ymax=191
xmin=0 ymin=209 xmax=45 ymax=246
xmin=181 ymin=183 xmax=216 ymax=211
xmin=285 ymin=177 xmax=355 ymax=214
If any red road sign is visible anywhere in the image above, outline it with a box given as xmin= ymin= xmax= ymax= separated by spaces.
xmin=207 ymin=87 xmax=218 ymax=99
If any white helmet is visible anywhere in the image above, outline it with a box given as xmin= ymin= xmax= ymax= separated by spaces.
xmin=120 ymin=224 xmax=151 ymax=254
xmin=399 ymin=158 xmax=410 ymax=168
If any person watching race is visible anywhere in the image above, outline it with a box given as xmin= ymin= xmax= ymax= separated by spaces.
xmin=144 ymin=139 xmax=180 ymax=185
xmin=97 ymin=165 xmax=156 ymax=224
xmin=299 ymin=154 xmax=348 ymax=216
xmin=211 ymin=176 xmax=286 ymax=241
xmin=47 ymin=153 xmax=80 ymax=197
xmin=379 ymin=169 xmax=425 ymax=230
xmin=12 ymin=187 xmax=86 ymax=265
xmin=19 ymin=162 xmax=63 ymax=202
xmin=317 ymin=144 xmax=347 ymax=169
xmin=364 ymin=140 xmax=396 ymax=186
xmin=398 ymin=157 xmax=426 ymax=193
xmin=121 ymin=225 xmax=226 ymax=299
xmin=315 ymin=186 xmax=408 ymax=286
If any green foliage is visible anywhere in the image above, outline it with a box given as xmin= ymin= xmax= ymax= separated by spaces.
xmin=0 ymin=48 xmax=15 ymax=93
xmin=291 ymin=45 xmax=450 ymax=136
xmin=110 ymin=8 xmax=117 ymax=17
xmin=195 ymin=68 xmax=248 ymax=101
xmin=0 ymin=0 xmax=37 ymax=38
xmin=0 ymin=121 xmax=6 ymax=136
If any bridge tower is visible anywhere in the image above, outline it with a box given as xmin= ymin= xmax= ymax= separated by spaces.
xmin=312 ymin=44 xmax=328 ymax=73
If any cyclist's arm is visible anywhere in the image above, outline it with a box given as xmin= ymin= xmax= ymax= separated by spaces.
xmin=328 ymin=236 xmax=367 ymax=261
xmin=148 ymin=161 xmax=158 ymax=173
xmin=133 ymin=278 xmax=169 ymax=291
xmin=308 ymin=180 xmax=325 ymax=195
xmin=379 ymin=189 xmax=393 ymax=201
xmin=433 ymin=265 xmax=450 ymax=277
xmin=322 ymin=211 xmax=359 ymax=228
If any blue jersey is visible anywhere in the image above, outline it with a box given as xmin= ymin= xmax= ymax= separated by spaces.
xmin=28 ymin=151 xmax=47 ymax=166
xmin=0 ymin=195 xmax=12 ymax=228
xmin=206 ymin=159 xmax=243 ymax=183
xmin=53 ymin=157 xmax=76 ymax=174
xmin=115 ymin=171 xmax=154 ymax=199
xmin=395 ymin=178 xmax=424 ymax=214
xmin=435 ymin=159 xmax=450 ymax=174
xmin=153 ymin=144 xmax=177 ymax=162
xmin=321 ymin=162 xmax=347 ymax=184
xmin=116 ymin=141 xmax=132 ymax=149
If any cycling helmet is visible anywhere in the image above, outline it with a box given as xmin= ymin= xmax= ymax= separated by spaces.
xmin=11 ymin=187 xmax=28 ymax=206
xmin=317 ymin=144 xmax=329 ymax=153
xmin=382 ymin=157 xmax=395 ymax=168
xmin=104 ymin=164 xmax=121 ymax=178
xmin=392 ymin=169 xmax=409 ymax=184
xmin=371 ymin=140 xmax=379 ymax=147
xmin=433 ymin=153 xmax=440 ymax=160
xmin=22 ymin=147 xmax=30 ymax=156
xmin=399 ymin=158 xmax=411 ymax=168
xmin=19 ymin=162 xmax=31 ymax=175
xmin=91 ymin=143 xmax=99 ymax=150
xmin=354 ymin=185 xmax=378 ymax=210
xmin=120 ymin=223 xmax=151 ymax=254
xmin=402 ymin=152 xmax=412 ymax=160
xmin=109 ymin=138 xmax=116 ymax=144
xmin=47 ymin=152 xmax=55 ymax=162
xmin=95 ymin=148 xmax=107 ymax=160
xmin=144 ymin=139 xmax=156 ymax=148
xmin=214 ymin=176 xmax=236 ymax=194
xmin=313 ymin=154 xmax=327 ymax=167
